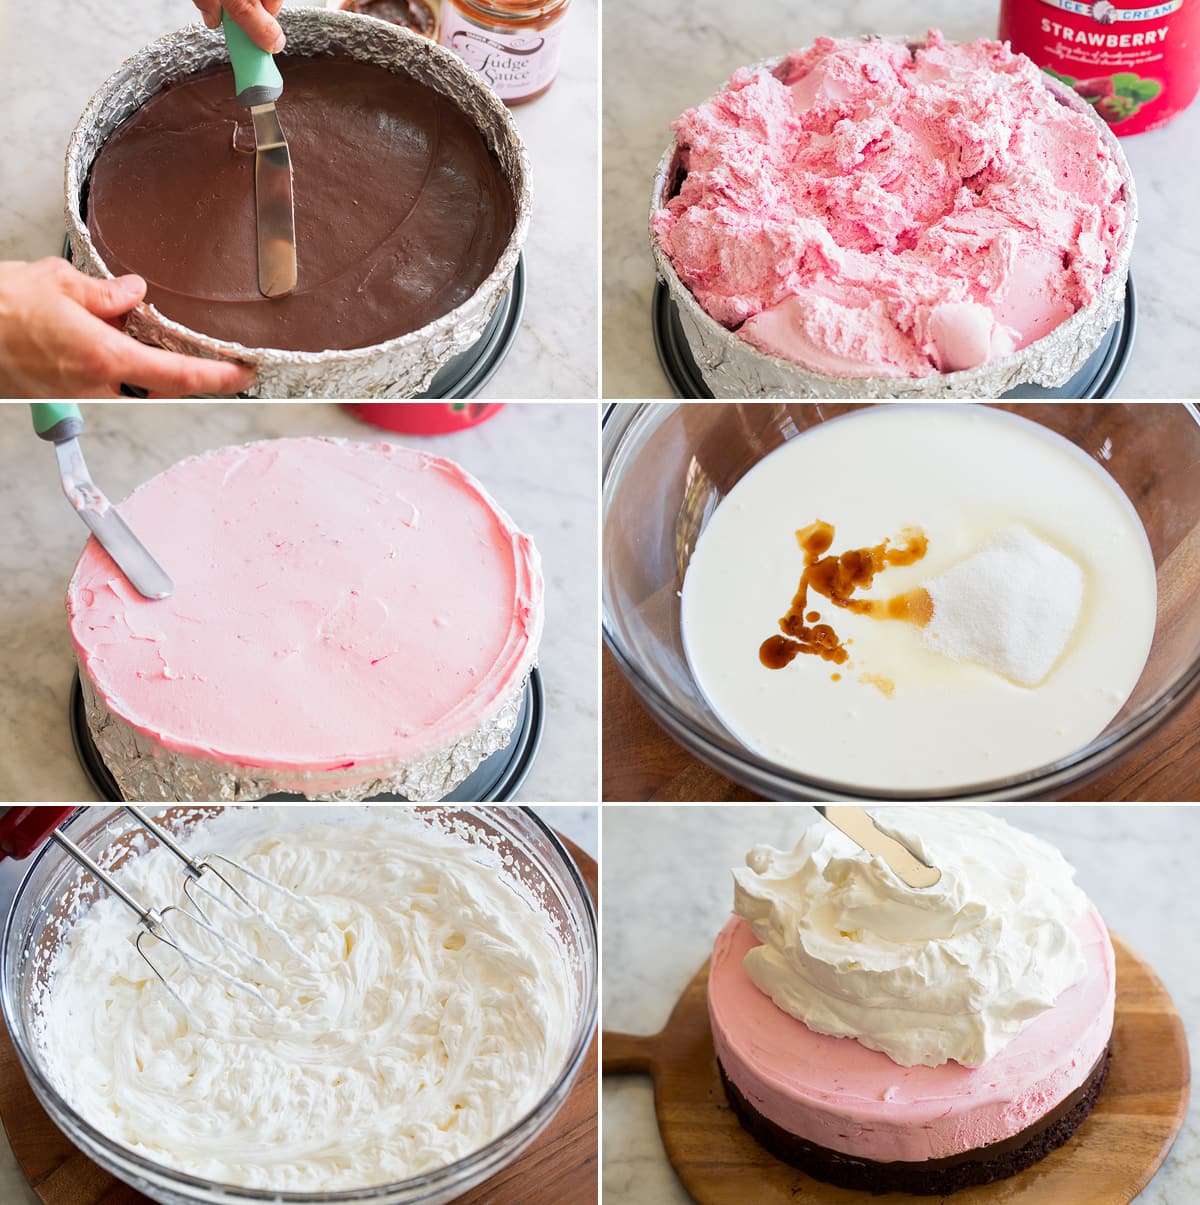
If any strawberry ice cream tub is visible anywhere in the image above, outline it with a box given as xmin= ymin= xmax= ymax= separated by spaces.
xmin=650 ymin=32 xmax=1137 ymax=399
xmin=1001 ymin=0 xmax=1200 ymax=135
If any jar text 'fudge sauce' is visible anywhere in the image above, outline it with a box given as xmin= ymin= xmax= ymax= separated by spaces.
xmin=440 ymin=1 xmax=571 ymax=104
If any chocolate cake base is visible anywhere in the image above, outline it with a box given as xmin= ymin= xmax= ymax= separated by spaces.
xmin=85 ymin=54 xmax=516 ymax=352
xmin=718 ymin=1047 xmax=1111 ymax=1196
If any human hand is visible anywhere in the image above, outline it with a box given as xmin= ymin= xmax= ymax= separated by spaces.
xmin=0 ymin=259 xmax=256 ymax=398
xmin=192 ymin=0 xmax=286 ymax=54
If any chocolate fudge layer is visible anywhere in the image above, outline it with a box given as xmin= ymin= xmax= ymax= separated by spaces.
xmin=719 ymin=1049 xmax=1111 ymax=1196
xmin=86 ymin=54 xmax=514 ymax=351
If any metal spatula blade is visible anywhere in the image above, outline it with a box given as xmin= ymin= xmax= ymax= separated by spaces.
xmin=33 ymin=404 xmax=174 ymax=601
xmin=223 ymin=15 xmax=297 ymax=299
xmin=817 ymin=806 xmax=941 ymax=889
xmin=250 ymin=104 xmax=298 ymax=297
xmin=55 ymin=439 xmax=174 ymax=600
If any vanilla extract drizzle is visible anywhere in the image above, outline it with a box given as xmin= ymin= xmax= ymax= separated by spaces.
xmin=759 ymin=521 xmax=931 ymax=671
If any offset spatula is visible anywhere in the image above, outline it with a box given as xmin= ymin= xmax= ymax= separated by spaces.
xmin=223 ymin=14 xmax=297 ymax=299
xmin=32 ymin=403 xmax=174 ymax=600
xmin=816 ymin=806 xmax=941 ymax=889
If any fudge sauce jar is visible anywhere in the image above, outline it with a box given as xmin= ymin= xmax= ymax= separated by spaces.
xmin=440 ymin=0 xmax=570 ymax=104
xmin=1000 ymin=0 xmax=1200 ymax=134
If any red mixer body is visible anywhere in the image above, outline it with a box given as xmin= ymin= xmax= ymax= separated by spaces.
xmin=344 ymin=403 xmax=506 ymax=436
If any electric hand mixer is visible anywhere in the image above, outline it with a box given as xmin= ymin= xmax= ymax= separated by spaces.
xmin=0 ymin=807 xmax=323 ymax=1012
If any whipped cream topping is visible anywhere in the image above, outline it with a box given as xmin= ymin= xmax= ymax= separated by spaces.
xmin=733 ymin=807 xmax=1089 ymax=1068
xmin=36 ymin=808 xmax=576 ymax=1191
xmin=66 ymin=438 xmax=543 ymax=781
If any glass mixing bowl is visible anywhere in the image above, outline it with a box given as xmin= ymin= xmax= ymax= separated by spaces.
xmin=603 ymin=402 xmax=1200 ymax=800
xmin=1 ymin=806 xmax=597 ymax=1205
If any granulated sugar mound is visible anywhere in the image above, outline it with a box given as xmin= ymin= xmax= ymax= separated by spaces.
xmin=921 ymin=527 xmax=1084 ymax=686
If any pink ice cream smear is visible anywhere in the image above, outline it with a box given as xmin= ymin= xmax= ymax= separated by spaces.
xmin=653 ymin=31 xmax=1128 ymax=378
xmin=66 ymin=437 xmax=543 ymax=775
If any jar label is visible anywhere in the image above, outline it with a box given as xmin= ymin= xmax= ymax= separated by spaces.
xmin=439 ymin=9 xmax=567 ymax=100
xmin=1000 ymin=0 xmax=1200 ymax=134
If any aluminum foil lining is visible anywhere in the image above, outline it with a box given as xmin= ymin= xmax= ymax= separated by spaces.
xmin=80 ymin=670 xmax=531 ymax=803
xmin=64 ymin=9 xmax=531 ymax=399
xmin=648 ymin=41 xmax=1138 ymax=400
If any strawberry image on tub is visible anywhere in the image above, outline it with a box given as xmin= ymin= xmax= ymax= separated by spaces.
xmin=1048 ymin=68 xmax=1165 ymax=123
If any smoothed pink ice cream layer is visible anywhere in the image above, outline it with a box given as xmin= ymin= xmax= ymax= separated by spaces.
xmin=654 ymin=31 xmax=1127 ymax=378
xmin=67 ymin=437 xmax=542 ymax=780
xmin=708 ymin=909 xmax=1115 ymax=1163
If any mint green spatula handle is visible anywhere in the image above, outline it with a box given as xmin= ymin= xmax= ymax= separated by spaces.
xmin=31 ymin=403 xmax=83 ymax=443
xmin=222 ymin=11 xmax=283 ymax=107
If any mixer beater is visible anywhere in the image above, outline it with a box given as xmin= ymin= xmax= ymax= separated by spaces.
xmin=0 ymin=806 xmax=326 ymax=1013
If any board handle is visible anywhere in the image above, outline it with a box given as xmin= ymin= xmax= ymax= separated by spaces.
xmin=602 ymin=1030 xmax=662 ymax=1077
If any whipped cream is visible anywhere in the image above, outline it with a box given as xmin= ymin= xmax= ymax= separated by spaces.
xmin=733 ymin=807 xmax=1089 ymax=1068
xmin=35 ymin=808 xmax=576 ymax=1191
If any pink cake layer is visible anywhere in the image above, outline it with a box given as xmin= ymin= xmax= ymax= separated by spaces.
xmin=66 ymin=437 xmax=542 ymax=782
xmin=709 ymin=909 xmax=1114 ymax=1163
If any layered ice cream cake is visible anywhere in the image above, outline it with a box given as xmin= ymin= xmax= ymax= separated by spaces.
xmin=708 ymin=808 xmax=1115 ymax=1194
xmin=66 ymin=437 xmax=542 ymax=801
xmin=654 ymin=31 xmax=1131 ymax=381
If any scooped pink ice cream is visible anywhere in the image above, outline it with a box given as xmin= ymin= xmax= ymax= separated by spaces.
xmin=653 ymin=31 xmax=1127 ymax=379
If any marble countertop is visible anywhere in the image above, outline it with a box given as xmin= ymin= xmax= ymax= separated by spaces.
xmin=0 ymin=401 xmax=598 ymax=802
xmin=0 ymin=802 xmax=595 ymax=1204
xmin=602 ymin=0 xmax=1200 ymax=399
xmin=0 ymin=0 xmax=597 ymax=399
xmin=603 ymin=805 xmax=1200 ymax=1202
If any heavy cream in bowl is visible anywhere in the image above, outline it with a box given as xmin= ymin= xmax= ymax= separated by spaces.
xmin=680 ymin=404 xmax=1157 ymax=793
xmin=29 ymin=807 xmax=579 ymax=1193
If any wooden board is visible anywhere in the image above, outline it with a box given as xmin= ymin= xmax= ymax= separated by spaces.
xmin=602 ymin=935 xmax=1190 ymax=1204
xmin=603 ymin=648 xmax=1200 ymax=801
xmin=0 ymin=837 xmax=598 ymax=1205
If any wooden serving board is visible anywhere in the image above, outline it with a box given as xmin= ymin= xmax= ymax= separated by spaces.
xmin=0 ymin=837 xmax=598 ymax=1205
xmin=603 ymin=648 xmax=1200 ymax=801
xmin=602 ymin=935 xmax=1190 ymax=1204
